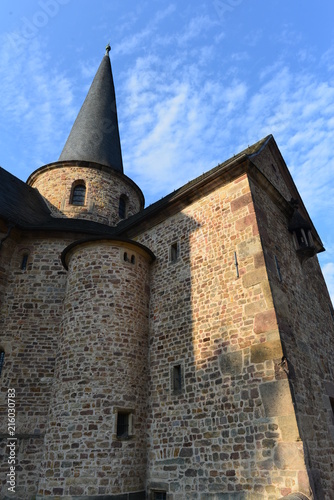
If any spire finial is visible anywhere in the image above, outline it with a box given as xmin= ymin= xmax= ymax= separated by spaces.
xmin=105 ymin=43 xmax=111 ymax=56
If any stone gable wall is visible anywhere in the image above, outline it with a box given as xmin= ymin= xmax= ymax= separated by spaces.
xmin=136 ymin=174 xmax=309 ymax=499
xmin=250 ymin=176 xmax=334 ymax=499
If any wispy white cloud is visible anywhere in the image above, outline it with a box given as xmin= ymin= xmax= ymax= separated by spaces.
xmin=0 ymin=34 xmax=75 ymax=175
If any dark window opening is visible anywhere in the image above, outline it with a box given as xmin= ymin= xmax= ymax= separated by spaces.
xmin=123 ymin=252 xmax=135 ymax=264
xmin=0 ymin=351 xmax=5 ymax=377
xmin=172 ymin=364 xmax=182 ymax=393
xmin=116 ymin=412 xmax=132 ymax=439
xmin=119 ymin=195 xmax=128 ymax=219
xmin=170 ymin=242 xmax=178 ymax=262
xmin=153 ymin=493 xmax=167 ymax=500
xmin=21 ymin=254 xmax=29 ymax=271
xmin=72 ymin=184 xmax=86 ymax=206
xmin=295 ymin=229 xmax=308 ymax=248
xmin=330 ymin=397 xmax=334 ymax=416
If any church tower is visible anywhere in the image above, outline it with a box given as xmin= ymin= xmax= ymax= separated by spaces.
xmin=0 ymin=45 xmax=333 ymax=500
xmin=26 ymin=45 xmax=144 ymax=226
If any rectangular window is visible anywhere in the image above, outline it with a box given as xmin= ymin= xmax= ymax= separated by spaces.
xmin=116 ymin=410 xmax=133 ymax=439
xmin=170 ymin=242 xmax=178 ymax=263
xmin=172 ymin=364 xmax=183 ymax=393
xmin=330 ymin=397 xmax=334 ymax=418
xmin=153 ymin=493 xmax=167 ymax=500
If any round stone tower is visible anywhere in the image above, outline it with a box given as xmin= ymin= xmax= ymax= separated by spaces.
xmin=32 ymin=47 xmax=154 ymax=498
xmin=27 ymin=44 xmax=144 ymax=226
xmin=37 ymin=238 xmax=154 ymax=498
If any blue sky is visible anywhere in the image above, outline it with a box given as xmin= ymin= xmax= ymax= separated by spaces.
xmin=0 ymin=0 xmax=333 ymax=301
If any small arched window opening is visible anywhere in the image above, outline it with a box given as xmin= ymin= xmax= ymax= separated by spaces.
xmin=0 ymin=350 xmax=5 ymax=377
xmin=119 ymin=195 xmax=128 ymax=219
xmin=21 ymin=253 xmax=29 ymax=271
xmin=71 ymin=182 xmax=86 ymax=206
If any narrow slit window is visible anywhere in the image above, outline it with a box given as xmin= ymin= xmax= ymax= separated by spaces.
xmin=116 ymin=411 xmax=133 ymax=439
xmin=124 ymin=252 xmax=128 ymax=262
xmin=172 ymin=364 xmax=182 ymax=393
xmin=170 ymin=242 xmax=178 ymax=263
xmin=330 ymin=397 xmax=334 ymax=416
xmin=21 ymin=254 xmax=29 ymax=270
xmin=119 ymin=195 xmax=128 ymax=219
xmin=72 ymin=183 xmax=86 ymax=206
xmin=0 ymin=351 xmax=5 ymax=377
xmin=274 ymin=255 xmax=282 ymax=282
xmin=130 ymin=255 xmax=135 ymax=264
xmin=153 ymin=493 xmax=167 ymax=500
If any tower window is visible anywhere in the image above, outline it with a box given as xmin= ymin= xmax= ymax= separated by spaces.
xmin=71 ymin=183 xmax=86 ymax=206
xmin=330 ymin=397 xmax=334 ymax=421
xmin=171 ymin=364 xmax=183 ymax=393
xmin=170 ymin=242 xmax=179 ymax=263
xmin=152 ymin=493 xmax=167 ymax=500
xmin=0 ymin=351 xmax=4 ymax=376
xmin=123 ymin=252 xmax=136 ymax=265
xmin=119 ymin=194 xmax=128 ymax=219
xmin=21 ymin=254 xmax=29 ymax=270
xmin=116 ymin=410 xmax=133 ymax=439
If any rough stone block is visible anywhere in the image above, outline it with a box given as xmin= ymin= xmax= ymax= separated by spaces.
xmin=253 ymin=309 xmax=277 ymax=334
xmin=219 ymin=351 xmax=243 ymax=376
xmin=242 ymin=267 xmax=267 ymax=288
xmin=230 ymin=192 xmax=252 ymax=213
xmin=237 ymin=236 xmax=262 ymax=259
xmin=244 ymin=299 xmax=267 ymax=317
xmin=260 ymin=380 xmax=294 ymax=417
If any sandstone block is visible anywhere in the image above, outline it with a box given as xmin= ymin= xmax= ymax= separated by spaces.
xmin=273 ymin=442 xmax=306 ymax=470
xmin=253 ymin=309 xmax=277 ymax=334
xmin=237 ymin=236 xmax=262 ymax=260
xmin=219 ymin=351 xmax=243 ymax=376
xmin=251 ymin=339 xmax=282 ymax=363
xmin=260 ymin=380 xmax=294 ymax=417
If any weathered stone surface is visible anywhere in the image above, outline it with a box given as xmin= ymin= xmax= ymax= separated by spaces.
xmin=277 ymin=415 xmax=300 ymax=442
xmin=253 ymin=309 xmax=278 ymax=334
xmin=242 ymin=267 xmax=268 ymax=288
xmin=274 ymin=442 xmax=306 ymax=470
xmin=237 ymin=236 xmax=262 ymax=260
xmin=251 ymin=339 xmax=283 ymax=363
xmin=260 ymin=380 xmax=294 ymax=417
xmin=219 ymin=351 xmax=243 ymax=376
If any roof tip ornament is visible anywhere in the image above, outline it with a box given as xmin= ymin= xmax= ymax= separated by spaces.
xmin=105 ymin=43 xmax=111 ymax=56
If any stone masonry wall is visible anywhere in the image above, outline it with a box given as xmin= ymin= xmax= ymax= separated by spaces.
xmin=28 ymin=163 xmax=143 ymax=226
xmin=250 ymin=175 xmax=334 ymax=499
xmin=37 ymin=241 xmax=152 ymax=498
xmin=136 ymin=173 xmax=309 ymax=499
xmin=0 ymin=232 xmax=72 ymax=500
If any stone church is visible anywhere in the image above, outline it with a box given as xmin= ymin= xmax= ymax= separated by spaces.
xmin=0 ymin=46 xmax=333 ymax=500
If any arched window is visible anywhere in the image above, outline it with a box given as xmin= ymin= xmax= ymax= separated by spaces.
xmin=71 ymin=182 xmax=86 ymax=206
xmin=119 ymin=195 xmax=128 ymax=219
xmin=21 ymin=253 xmax=29 ymax=270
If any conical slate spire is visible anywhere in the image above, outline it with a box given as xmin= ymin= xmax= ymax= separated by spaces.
xmin=59 ymin=45 xmax=123 ymax=172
